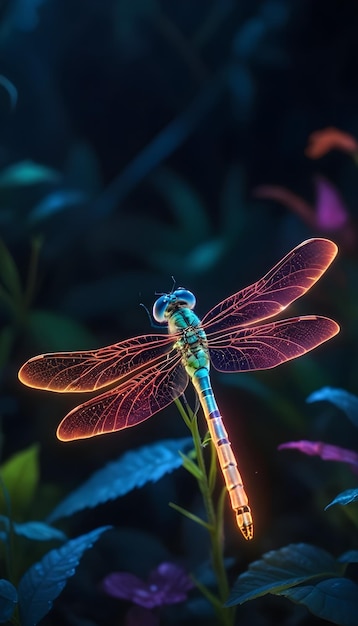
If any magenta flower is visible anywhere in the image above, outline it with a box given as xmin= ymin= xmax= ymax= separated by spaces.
xmin=254 ymin=176 xmax=349 ymax=232
xmin=102 ymin=562 xmax=193 ymax=610
xmin=278 ymin=440 xmax=358 ymax=473
xmin=254 ymin=176 xmax=354 ymax=250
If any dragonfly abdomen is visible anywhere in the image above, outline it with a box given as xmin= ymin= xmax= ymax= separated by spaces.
xmin=191 ymin=370 xmax=254 ymax=540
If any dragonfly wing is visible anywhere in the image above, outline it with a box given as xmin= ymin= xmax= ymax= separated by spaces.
xmin=57 ymin=353 xmax=187 ymax=441
xmin=209 ymin=316 xmax=339 ymax=372
xmin=18 ymin=334 xmax=174 ymax=392
xmin=202 ymin=238 xmax=337 ymax=334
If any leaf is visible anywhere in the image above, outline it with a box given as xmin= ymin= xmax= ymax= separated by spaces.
xmin=325 ymin=488 xmax=358 ymax=510
xmin=0 ymin=75 xmax=17 ymax=110
xmin=30 ymin=190 xmax=87 ymax=222
xmin=338 ymin=550 xmax=358 ymax=564
xmin=0 ymin=445 xmax=39 ymax=518
xmin=18 ymin=526 xmax=111 ymax=626
xmin=0 ymin=161 xmax=60 ymax=187
xmin=279 ymin=578 xmax=358 ymax=626
xmin=306 ymin=388 xmax=358 ymax=429
xmin=0 ymin=516 xmax=66 ymax=542
xmin=48 ymin=438 xmax=192 ymax=522
xmin=28 ymin=310 xmax=96 ymax=351
xmin=0 ymin=579 xmax=17 ymax=622
xmin=226 ymin=543 xmax=344 ymax=606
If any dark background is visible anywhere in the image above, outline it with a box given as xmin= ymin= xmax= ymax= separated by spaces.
xmin=0 ymin=1 xmax=357 ymax=624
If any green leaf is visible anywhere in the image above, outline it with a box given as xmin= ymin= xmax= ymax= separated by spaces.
xmin=28 ymin=310 xmax=96 ymax=351
xmin=325 ymin=488 xmax=358 ymax=510
xmin=0 ymin=445 xmax=39 ymax=518
xmin=0 ymin=161 xmax=60 ymax=187
xmin=179 ymin=451 xmax=203 ymax=480
xmin=226 ymin=543 xmax=344 ymax=606
xmin=279 ymin=578 xmax=358 ymax=626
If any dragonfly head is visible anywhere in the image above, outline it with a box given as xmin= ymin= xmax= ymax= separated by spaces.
xmin=153 ymin=288 xmax=196 ymax=323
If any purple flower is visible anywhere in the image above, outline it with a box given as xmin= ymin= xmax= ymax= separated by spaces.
xmin=102 ymin=562 xmax=193 ymax=610
xmin=278 ymin=440 xmax=358 ymax=473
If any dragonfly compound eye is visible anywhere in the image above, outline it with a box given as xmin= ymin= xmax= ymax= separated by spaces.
xmin=152 ymin=295 xmax=170 ymax=323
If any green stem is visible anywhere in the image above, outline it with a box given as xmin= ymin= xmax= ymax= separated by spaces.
xmin=174 ymin=398 xmax=235 ymax=626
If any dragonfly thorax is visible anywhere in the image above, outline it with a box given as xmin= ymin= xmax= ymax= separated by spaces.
xmin=153 ymin=288 xmax=196 ymax=323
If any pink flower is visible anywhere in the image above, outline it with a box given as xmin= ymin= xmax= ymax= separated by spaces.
xmin=305 ymin=127 xmax=358 ymax=159
xmin=102 ymin=562 xmax=193 ymax=610
xmin=278 ymin=440 xmax=358 ymax=473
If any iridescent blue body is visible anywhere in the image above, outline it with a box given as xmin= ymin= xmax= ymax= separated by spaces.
xmin=153 ymin=289 xmax=253 ymax=540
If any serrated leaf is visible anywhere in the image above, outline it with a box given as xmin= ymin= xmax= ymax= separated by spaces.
xmin=0 ymin=161 xmax=60 ymax=187
xmin=0 ymin=445 xmax=39 ymax=518
xmin=18 ymin=526 xmax=111 ymax=626
xmin=48 ymin=438 xmax=192 ymax=522
xmin=28 ymin=310 xmax=95 ymax=351
xmin=325 ymin=488 xmax=358 ymax=510
xmin=306 ymin=388 xmax=358 ymax=429
xmin=0 ymin=579 xmax=17 ymax=622
xmin=279 ymin=577 xmax=358 ymax=626
xmin=0 ymin=516 xmax=66 ymax=542
xmin=226 ymin=543 xmax=344 ymax=606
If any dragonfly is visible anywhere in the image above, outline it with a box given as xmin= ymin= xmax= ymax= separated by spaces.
xmin=18 ymin=238 xmax=340 ymax=540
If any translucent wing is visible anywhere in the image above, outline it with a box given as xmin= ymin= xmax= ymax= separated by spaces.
xmin=208 ymin=315 xmax=340 ymax=372
xmin=18 ymin=334 xmax=174 ymax=392
xmin=57 ymin=353 xmax=187 ymax=441
xmin=202 ymin=238 xmax=337 ymax=334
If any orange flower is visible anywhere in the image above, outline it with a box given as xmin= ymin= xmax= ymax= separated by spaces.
xmin=305 ymin=127 xmax=358 ymax=158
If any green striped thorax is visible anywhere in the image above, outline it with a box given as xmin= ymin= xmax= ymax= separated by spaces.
xmin=153 ymin=288 xmax=210 ymax=379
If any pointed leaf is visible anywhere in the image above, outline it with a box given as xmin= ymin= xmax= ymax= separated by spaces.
xmin=30 ymin=190 xmax=87 ymax=222
xmin=0 ymin=445 xmax=39 ymax=518
xmin=18 ymin=526 xmax=111 ymax=626
xmin=325 ymin=488 xmax=358 ymax=510
xmin=13 ymin=521 xmax=66 ymax=542
xmin=227 ymin=543 xmax=344 ymax=606
xmin=0 ymin=517 xmax=66 ymax=542
xmin=0 ymin=579 xmax=17 ymax=622
xmin=307 ymin=388 xmax=358 ymax=429
xmin=48 ymin=438 xmax=192 ymax=522
xmin=0 ymin=75 xmax=17 ymax=110
xmin=179 ymin=452 xmax=203 ymax=480
xmin=338 ymin=551 xmax=358 ymax=564
xmin=279 ymin=577 xmax=358 ymax=626
xmin=0 ymin=161 xmax=60 ymax=187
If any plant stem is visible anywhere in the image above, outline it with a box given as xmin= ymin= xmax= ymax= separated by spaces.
xmin=174 ymin=398 xmax=235 ymax=626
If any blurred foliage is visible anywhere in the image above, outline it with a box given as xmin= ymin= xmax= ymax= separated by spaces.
xmin=0 ymin=0 xmax=357 ymax=624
